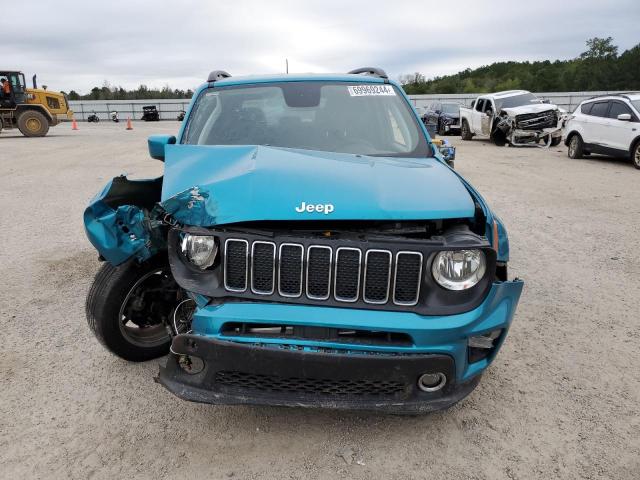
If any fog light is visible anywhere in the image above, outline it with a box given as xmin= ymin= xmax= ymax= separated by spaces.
xmin=417 ymin=372 xmax=447 ymax=392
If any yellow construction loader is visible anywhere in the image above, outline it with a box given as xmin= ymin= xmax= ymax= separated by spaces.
xmin=0 ymin=70 xmax=73 ymax=137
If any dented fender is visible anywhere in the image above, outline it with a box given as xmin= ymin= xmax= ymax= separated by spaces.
xmin=84 ymin=176 xmax=165 ymax=265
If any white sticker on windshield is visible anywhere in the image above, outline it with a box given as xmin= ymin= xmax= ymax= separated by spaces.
xmin=347 ymin=85 xmax=396 ymax=96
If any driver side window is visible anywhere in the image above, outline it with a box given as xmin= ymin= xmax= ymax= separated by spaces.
xmin=475 ymin=99 xmax=485 ymax=112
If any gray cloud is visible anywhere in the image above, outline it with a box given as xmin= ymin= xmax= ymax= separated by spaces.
xmin=2 ymin=0 xmax=638 ymax=93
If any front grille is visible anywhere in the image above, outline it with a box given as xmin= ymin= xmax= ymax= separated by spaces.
xmin=393 ymin=252 xmax=423 ymax=305
xmin=224 ymin=239 xmax=248 ymax=291
xmin=215 ymin=370 xmax=405 ymax=396
xmin=334 ymin=248 xmax=361 ymax=302
xmin=306 ymin=246 xmax=332 ymax=300
xmin=363 ymin=250 xmax=392 ymax=303
xmin=251 ymin=241 xmax=275 ymax=294
xmin=515 ymin=109 xmax=557 ymax=130
xmin=278 ymin=244 xmax=303 ymax=297
xmin=223 ymin=239 xmax=424 ymax=307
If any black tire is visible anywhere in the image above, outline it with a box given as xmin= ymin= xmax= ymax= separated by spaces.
xmin=492 ymin=130 xmax=507 ymax=147
xmin=86 ymin=256 xmax=179 ymax=362
xmin=17 ymin=110 xmax=50 ymax=137
xmin=461 ymin=120 xmax=472 ymax=140
xmin=632 ymin=142 xmax=640 ymax=170
xmin=550 ymin=136 xmax=562 ymax=147
xmin=567 ymin=134 xmax=583 ymax=159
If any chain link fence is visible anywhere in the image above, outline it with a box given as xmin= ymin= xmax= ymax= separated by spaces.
xmin=68 ymin=99 xmax=191 ymax=121
xmin=67 ymin=91 xmax=631 ymax=121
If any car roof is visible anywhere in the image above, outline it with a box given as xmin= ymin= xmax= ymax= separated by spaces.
xmin=490 ymin=90 xmax=531 ymax=98
xmin=582 ymin=93 xmax=640 ymax=103
xmin=211 ymin=73 xmax=389 ymax=87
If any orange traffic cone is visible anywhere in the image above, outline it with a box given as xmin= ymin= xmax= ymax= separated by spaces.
xmin=71 ymin=118 xmax=79 ymax=130
xmin=126 ymin=117 xmax=133 ymax=130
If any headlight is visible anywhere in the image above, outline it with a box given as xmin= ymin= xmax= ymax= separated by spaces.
xmin=432 ymin=249 xmax=486 ymax=290
xmin=181 ymin=234 xmax=218 ymax=269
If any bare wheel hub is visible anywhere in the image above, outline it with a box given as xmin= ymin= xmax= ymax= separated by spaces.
xmin=26 ymin=117 xmax=41 ymax=131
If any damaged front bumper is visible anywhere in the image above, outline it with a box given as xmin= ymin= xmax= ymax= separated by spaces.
xmin=159 ymin=335 xmax=480 ymax=413
xmin=157 ymin=280 xmax=523 ymax=413
xmin=510 ymin=127 xmax=562 ymax=147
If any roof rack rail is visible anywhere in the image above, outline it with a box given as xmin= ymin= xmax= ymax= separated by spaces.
xmin=348 ymin=67 xmax=388 ymax=80
xmin=586 ymin=92 xmax=640 ymax=101
xmin=207 ymin=70 xmax=231 ymax=82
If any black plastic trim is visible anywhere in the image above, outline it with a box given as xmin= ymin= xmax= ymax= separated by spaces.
xmin=157 ymin=335 xmax=480 ymax=413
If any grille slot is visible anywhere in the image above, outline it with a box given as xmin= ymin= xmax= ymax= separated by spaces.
xmin=215 ymin=370 xmax=405 ymax=396
xmin=306 ymin=246 xmax=332 ymax=300
xmin=251 ymin=241 xmax=275 ymax=294
xmin=278 ymin=243 xmax=303 ymax=297
xmin=334 ymin=247 xmax=362 ymax=302
xmin=363 ymin=250 xmax=392 ymax=304
xmin=224 ymin=239 xmax=249 ymax=292
xmin=393 ymin=252 xmax=423 ymax=306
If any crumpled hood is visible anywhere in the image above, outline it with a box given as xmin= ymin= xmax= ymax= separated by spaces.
xmin=501 ymin=103 xmax=558 ymax=116
xmin=161 ymin=145 xmax=475 ymax=226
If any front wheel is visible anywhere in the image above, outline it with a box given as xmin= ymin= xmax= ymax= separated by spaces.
xmin=550 ymin=136 xmax=562 ymax=147
xmin=568 ymin=134 xmax=583 ymax=159
xmin=17 ymin=110 xmax=50 ymax=137
xmin=86 ymin=256 xmax=182 ymax=361
xmin=460 ymin=120 xmax=472 ymax=140
xmin=632 ymin=142 xmax=640 ymax=170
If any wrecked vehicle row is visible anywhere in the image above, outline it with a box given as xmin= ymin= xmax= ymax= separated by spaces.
xmin=459 ymin=90 xmax=564 ymax=147
xmin=84 ymin=68 xmax=523 ymax=413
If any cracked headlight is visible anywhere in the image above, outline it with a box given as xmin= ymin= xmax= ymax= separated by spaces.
xmin=432 ymin=250 xmax=486 ymax=290
xmin=181 ymin=234 xmax=218 ymax=269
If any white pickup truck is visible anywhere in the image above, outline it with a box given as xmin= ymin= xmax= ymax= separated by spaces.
xmin=459 ymin=90 xmax=563 ymax=147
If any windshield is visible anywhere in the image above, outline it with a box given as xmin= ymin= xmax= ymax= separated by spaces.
xmin=441 ymin=103 xmax=459 ymax=114
xmin=183 ymin=82 xmax=429 ymax=157
xmin=496 ymin=93 xmax=543 ymax=110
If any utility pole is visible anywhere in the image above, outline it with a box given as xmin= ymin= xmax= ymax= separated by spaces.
xmin=286 ymin=59 xmax=289 ymax=74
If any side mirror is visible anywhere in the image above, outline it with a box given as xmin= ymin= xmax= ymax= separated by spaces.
xmin=617 ymin=113 xmax=631 ymax=121
xmin=148 ymin=134 xmax=176 ymax=161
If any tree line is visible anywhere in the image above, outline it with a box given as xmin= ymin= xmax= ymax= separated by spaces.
xmin=66 ymin=83 xmax=193 ymax=101
xmin=400 ymin=37 xmax=640 ymax=94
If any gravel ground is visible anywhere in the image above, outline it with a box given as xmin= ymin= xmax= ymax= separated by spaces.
xmin=1 ymin=122 xmax=639 ymax=480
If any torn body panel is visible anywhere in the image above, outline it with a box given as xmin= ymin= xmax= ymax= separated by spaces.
xmin=84 ymin=175 xmax=166 ymax=265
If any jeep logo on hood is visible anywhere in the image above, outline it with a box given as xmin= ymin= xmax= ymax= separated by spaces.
xmin=295 ymin=202 xmax=335 ymax=214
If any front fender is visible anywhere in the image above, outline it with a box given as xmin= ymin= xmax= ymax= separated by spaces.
xmin=83 ymin=176 xmax=164 ymax=265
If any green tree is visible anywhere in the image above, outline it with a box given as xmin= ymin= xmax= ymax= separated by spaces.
xmin=399 ymin=38 xmax=638 ymax=94
xmin=580 ymin=37 xmax=618 ymax=60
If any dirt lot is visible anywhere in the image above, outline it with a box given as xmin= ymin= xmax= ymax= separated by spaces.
xmin=1 ymin=122 xmax=638 ymax=480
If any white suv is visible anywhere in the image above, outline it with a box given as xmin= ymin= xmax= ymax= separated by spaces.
xmin=564 ymin=93 xmax=640 ymax=169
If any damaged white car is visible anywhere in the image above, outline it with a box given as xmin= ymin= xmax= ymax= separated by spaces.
xmin=459 ymin=90 xmax=563 ymax=147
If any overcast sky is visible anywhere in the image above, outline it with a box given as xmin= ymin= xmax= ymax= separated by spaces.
xmin=3 ymin=0 xmax=638 ymax=94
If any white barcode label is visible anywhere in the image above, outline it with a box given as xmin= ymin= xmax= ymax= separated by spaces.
xmin=347 ymin=85 xmax=396 ymax=96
